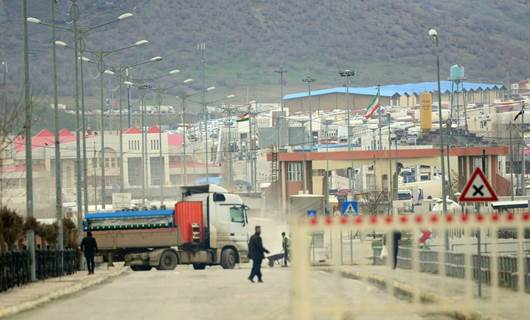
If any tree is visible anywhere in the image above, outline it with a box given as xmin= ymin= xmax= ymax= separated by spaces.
xmin=0 ymin=84 xmax=24 ymax=207
xmin=0 ymin=206 xmax=24 ymax=251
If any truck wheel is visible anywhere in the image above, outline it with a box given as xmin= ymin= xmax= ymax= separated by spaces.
xmin=192 ymin=263 xmax=206 ymax=270
xmin=221 ymin=248 xmax=237 ymax=269
xmin=130 ymin=265 xmax=152 ymax=271
xmin=158 ymin=250 xmax=178 ymax=270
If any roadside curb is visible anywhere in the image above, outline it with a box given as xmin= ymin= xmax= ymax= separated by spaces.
xmin=338 ymin=268 xmax=496 ymax=320
xmin=0 ymin=266 xmax=129 ymax=319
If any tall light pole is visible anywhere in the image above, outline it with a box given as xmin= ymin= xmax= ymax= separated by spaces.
xmin=302 ymin=76 xmax=315 ymax=147
xmin=125 ymin=68 xmax=181 ymax=204
xmin=340 ymin=70 xmax=355 ymax=193
xmin=429 ymin=28 xmax=449 ymax=252
xmin=29 ymin=1 xmax=66 ymax=253
xmin=0 ymin=60 xmax=6 ymax=207
xmin=28 ymin=6 xmax=134 ymax=233
xmin=22 ymin=0 xmax=36 ymax=281
xmin=212 ymin=96 xmax=238 ymax=187
xmin=107 ymin=56 xmax=162 ymax=193
xmin=429 ymin=29 xmax=447 ymax=216
xmin=177 ymin=84 xmax=215 ymax=185
xmin=197 ymin=42 xmax=209 ymax=180
xmin=275 ymin=66 xmax=287 ymax=148
xmin=50 ymin=0 xmax=63 ymax=259
xmin=86 ymin=42 xmax=150 ymax=208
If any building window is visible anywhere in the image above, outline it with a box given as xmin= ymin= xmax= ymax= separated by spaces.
xmin=287 ymin=162 xmax=303 ymax=181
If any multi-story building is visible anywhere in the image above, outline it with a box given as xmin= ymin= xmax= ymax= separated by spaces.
xmin=0 ymin=127 xmax=221 ymax=216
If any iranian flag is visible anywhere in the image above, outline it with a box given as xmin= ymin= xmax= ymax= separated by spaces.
xmin=237 ymin=112 xmax=251 ymax=122
xmin=363 ymin=88 xmax=380 ymax=119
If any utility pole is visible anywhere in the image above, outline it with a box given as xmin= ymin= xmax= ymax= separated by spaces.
xmin=0 ymin=60 xmax=6 ymax=207
xmin=302 ymin=76 xmax=315 ymax=147
xmin=126 ymin=68 xmax=132 ymax=127
xmin=180 ymin=96 xmax=188 ymax=185
xmin=198 ymin=42 xmax=208 ymax=180
xmin=97 ymin=54 xmax=106 ymax=208
xmin=51 ymin=0 xmax=64 ymax=260
xmin=22 ymin=0 xmax=36 ymax=281
xmin=519 ymin=101 xmax=526 ymax=196
xmin=79 ymin=46 xmax=89 ymax=214
xmin=226 ymin=106 xmax=234 ymax=187
xmin=275 ymin=66 xmax=287 ymax=149
xmin=375 ymin=84 xmax=382 ymax=150
xmin=139 ymin=85 xmax=149 ymax=205
xmin=157 ymin=92 xmax=164 ymax=204
xmin=117 ymin=67 xmax=125 ymax=193
xmin=388 ymin=113 xmax=392 ymax=214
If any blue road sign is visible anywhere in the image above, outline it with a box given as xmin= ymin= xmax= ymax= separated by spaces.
xmin=340 ymin=201 xmax=358 ymax=216
xmin=307 ymin=210 xmax=317 ymax=217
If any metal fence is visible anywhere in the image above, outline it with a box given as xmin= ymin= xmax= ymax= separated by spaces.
xmin=0 ymin=249 xmax=80 ymax=293
xmin=397 ymin=247 xmax=530 ymax=291
xmin=290 ymin=213 xmax=530 ymax=320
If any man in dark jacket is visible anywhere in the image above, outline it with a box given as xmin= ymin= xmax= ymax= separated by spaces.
xmin=80 ymin=231 xmax=98 ymax=274
xmin=248 ymin=226 xmax=269 ymax=283
xmin=281 ymin=232 xmax=289 ymax=267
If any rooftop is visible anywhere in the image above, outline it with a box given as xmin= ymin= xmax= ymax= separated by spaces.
xmin=283 ymin=81 xmax=504 ymax=100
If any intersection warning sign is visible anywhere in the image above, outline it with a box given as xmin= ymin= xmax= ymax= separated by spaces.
xmin=459 ymin=167 xmax=498 ymax=202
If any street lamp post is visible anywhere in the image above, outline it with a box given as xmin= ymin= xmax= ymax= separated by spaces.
xmin=50 ymin=0 xmax=64 ymax=265
xmin=429 ymin=28 xmax=449 ymax=251
xmin=302 ymin=76 xmax=316 ymax=147
xmin=106 ymin=57 xmax=162 ymax=194
xmin=28 ymin=6 xmax=134 ymax=238
xmin=340 ymin=69 xmax=355 ymax=194
xmin=178 ymin=83 xmax=218 ymax=186
xmin=429 ymin=29 xmax=448 ymax=216
xmin=87 ymin=42 xmax=149 ymax=208
xmin=22 ymin=0 xmax=36 ymax=281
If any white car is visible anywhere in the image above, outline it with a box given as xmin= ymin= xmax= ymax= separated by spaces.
xmin=431 ymin=198 xmax=462 ymax=214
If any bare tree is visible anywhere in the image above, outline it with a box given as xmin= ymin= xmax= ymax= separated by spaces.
xmin=0 ymin=84 xmax=25 ymax=207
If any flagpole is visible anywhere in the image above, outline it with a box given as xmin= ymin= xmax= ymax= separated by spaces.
xmin=377 ymin=85 xmax=382 ymax=150
xmin=519 ymin=101 xmax=526 ymax=196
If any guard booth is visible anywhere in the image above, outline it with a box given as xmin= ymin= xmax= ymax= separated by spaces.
xmin=288 ymin=194 xmax=330 ymax=264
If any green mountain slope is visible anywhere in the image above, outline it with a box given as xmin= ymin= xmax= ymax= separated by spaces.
xmin=1 ymin=0 xmax=529 ymax=103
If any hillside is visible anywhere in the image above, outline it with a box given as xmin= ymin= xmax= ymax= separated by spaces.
xmin=1 ymin=0 xmax=530 ymax=105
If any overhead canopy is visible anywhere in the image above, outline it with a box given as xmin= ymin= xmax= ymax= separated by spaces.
xmin=283 ymin=81 xmax=504 ymax=100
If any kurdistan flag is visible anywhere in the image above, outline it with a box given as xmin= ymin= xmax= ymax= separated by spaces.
xmin=237 ymin=112 xmax=251 ymax=122
xmin=363 ymin=88 xmax=380 ymax=119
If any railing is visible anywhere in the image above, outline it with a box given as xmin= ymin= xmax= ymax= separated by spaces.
xmin=290 ymin=212 xmax=530 ymax=319
xmin=397 ymin=247 xmax=530 ymax=291
xmin=0 ymin=249 xmax=80 ymax=293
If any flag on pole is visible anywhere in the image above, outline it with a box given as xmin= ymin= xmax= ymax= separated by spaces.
xmin=363 ymin=88 xmax=381 ymax=119
xmin=514 ymin=102 xmax=525 ymax=121
xmin=237 ymin=112 xmax=251 ymax=122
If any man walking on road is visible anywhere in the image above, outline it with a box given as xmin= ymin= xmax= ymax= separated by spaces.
xmin=248 ymin=226 xmax=269 ymax=283
xmin=80 ymin=231 xmax=98 ymax=274
xmin=281 ymin=232 xmax=289 ymax=267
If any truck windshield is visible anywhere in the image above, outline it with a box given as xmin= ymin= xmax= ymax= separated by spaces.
xmin=229 ymin=206 xmax=245 ymax=223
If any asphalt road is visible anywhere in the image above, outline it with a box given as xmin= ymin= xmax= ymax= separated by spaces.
xmin=9 ymin=265 xmax=453 ymax=320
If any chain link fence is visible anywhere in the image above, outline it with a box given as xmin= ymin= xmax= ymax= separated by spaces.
xmin=0 ymin=249 xmax=80 ymax=293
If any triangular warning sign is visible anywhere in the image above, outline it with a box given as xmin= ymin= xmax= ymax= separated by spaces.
xmin=345 ymin=204 xmax=355 ymax=214
xmin=459 ymin=167 xmax=498 ymax=202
